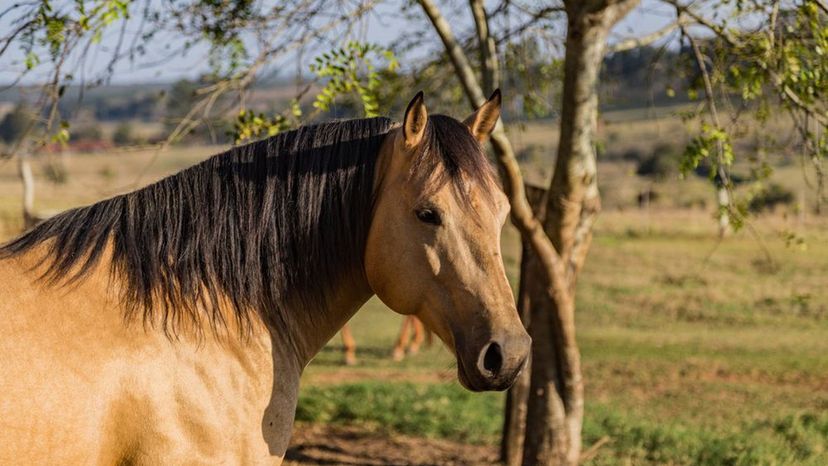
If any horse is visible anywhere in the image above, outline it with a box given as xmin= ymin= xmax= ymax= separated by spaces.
xmin=339 ymin=315 xmax=432 ymax=365
xmin=0 ymin=90 xmax=530 ymax=465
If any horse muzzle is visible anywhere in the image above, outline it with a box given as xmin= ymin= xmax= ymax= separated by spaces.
xmin=456 ymin=330 xmax=531 ymax=392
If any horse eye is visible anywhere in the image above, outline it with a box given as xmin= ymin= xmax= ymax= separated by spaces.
xmin=416 ymin=208 xmax=442 ymax=226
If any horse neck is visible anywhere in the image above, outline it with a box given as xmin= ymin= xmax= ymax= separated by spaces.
xmin=277 ymin=272 xmax=373 ymax=368
xmin=276 ymin=130 xmax=400 ymax=367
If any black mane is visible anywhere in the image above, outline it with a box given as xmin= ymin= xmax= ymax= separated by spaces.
xmin=0 ymin=115 xmax=494 ymax=334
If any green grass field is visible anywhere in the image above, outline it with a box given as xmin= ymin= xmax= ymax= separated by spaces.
xmin=0 ymin=113 xmax=825 ymax=464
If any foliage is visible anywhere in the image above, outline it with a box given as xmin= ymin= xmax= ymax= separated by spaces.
xmin=20 ymin=0 xmax=129 ymax=66
xmin=231 ymin=41 xmax=399 ymax=144
xmin=678 ymin=0 xmax=828 ymax=223
xmin=679 ymin=123 xmax=734 ymax=179
xmin=231 ymin=100 xmax=301 ymax=144
xmin=1 ymin=0 xmax=386 ymax=153
xmin=309 ymin=42 xmax=399 ymax=118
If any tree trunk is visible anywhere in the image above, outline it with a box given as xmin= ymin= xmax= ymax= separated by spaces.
xmin=18 ymin=154 xmax=39 ymax=229
xmin=716 ymin=182 xmax=731 ymax=236
xmin=502 ymin=185 xmax=546 ymax=466
xmin=521 ymin=2 xmax=638 ymax=465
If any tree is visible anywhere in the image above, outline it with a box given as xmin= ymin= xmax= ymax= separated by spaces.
xmin=667 ymin=0 xmax=828 ymax=221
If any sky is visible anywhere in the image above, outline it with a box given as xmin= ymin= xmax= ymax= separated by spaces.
xmin=0 ymin=0 xmax=677 ymax=87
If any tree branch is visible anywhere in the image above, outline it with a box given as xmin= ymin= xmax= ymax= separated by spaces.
xmin=416 ymin=0 xmax=564 ymax=275
xmin=664 ymin=0 xmax=828 ymax=127
xmin=469 ymin=0 xmax=499 ymax=94
xmin=417 ymin=0 xmax=487 ymax=107
xmin=814 ymin=0 xmax=828 ymax=16
xmin=607 ymin=17 xmax=687 ymax=53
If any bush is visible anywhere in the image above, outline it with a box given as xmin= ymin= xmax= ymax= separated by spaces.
xmin=748 ymin=183 xmax=795 ymax=213
xmin=636 ymin=143 xmax=680 ymax=179
xmin=113 ymin=122 xmax=135 ymax=146
xmin=42 ymin=161 xmax=68 ymax=185
xmin=73 ymin=125 xmax=103 ymax=140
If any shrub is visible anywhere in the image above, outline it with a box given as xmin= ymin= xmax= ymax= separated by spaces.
xmin=636 ymin=143 xmax=680 ymax=179
xmin=73 ymin=125 xmax=103 ymax=140
xmin=113 ymin=122 xmax=135 ymax=146
xmin=748 ymin=183 xmax=795 ymax=213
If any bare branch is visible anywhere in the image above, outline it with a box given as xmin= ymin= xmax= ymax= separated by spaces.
xmin=417 ymin=0 xmax=487 ymax=107
xmin=469 ymin=0 xmax=498 ymax=94
xmin=607 ymin=17 xmax=687 ymax=53
xmin=494 ymin=5 xmax=565 ymax=45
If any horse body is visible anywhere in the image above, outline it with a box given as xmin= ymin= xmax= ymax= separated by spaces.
xmin=0 ymin=248 xmax=287 ymax=464
xmin=0 ymin=243 xmax=377 ymax=464
xmin=0 ymin=91 xmax=529 ymax=465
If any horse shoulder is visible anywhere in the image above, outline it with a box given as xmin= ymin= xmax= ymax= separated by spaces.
xmin=0 ymin=254 xmax=284 ymax=465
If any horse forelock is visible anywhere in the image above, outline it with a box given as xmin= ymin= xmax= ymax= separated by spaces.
xmin=408 ymin=114 xmax=498 ymax=206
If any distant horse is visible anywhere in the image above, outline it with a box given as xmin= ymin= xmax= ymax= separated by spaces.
xmin=0 ymin=90 xmax=529 ymax=465
xmin=339 ymin=315 xmax=432 ymax=365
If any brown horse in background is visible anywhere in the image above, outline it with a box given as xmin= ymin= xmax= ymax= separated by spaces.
xmin=0 ymin=91 xmax=528 ymax=465
xmin=340 ymin=315 xmax=432 ymax=365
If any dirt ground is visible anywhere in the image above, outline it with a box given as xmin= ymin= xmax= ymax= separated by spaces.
xmin=284 ymin=424 xmax=497 ymax=466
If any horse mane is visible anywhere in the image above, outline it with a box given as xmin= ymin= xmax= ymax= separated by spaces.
xmin=0 ymin=115 xmax=494 ymax=335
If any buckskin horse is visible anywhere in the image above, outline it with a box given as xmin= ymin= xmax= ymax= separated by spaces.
xmin=0 ymin=90 xmax=530 ymax=465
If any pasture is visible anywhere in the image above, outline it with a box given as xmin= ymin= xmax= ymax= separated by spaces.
xmin=0 ymin=112 xmax=825 ymax=465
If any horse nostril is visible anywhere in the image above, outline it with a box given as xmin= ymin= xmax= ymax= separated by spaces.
xmin=482 ymin=342 xmax=503 ymax=376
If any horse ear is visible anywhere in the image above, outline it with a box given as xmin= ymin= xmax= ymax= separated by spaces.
xmin=403 ymin=91 xmax=428 ymax=149
xmin=463 ymin=89 xmax=501 ymax=142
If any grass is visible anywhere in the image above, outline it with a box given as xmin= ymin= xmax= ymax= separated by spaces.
xmin=296 ymin=382 xmax=504 ymax=445
xmin=1 ymin=112 xmax=826 ymax=464
xmin=583 ymin=407 xmax=828 ymax=466
xmin=294 ymin=380 xmax=828 ymax=465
